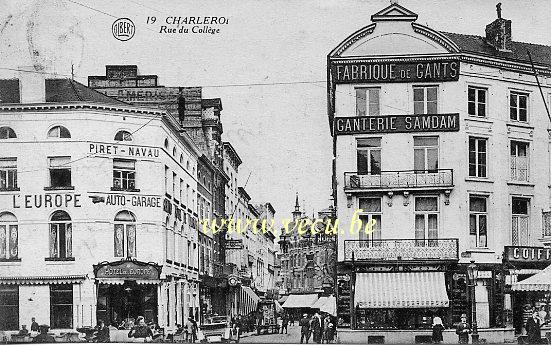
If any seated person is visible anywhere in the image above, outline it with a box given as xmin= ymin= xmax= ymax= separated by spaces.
xmin=18 ymin=325 xmax=30 ymax=336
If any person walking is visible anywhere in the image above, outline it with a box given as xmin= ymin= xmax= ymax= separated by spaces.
xmin=95 ymin=319 xmax=110 ymax=343
xmin=300 ymin=314 xmax=311 ymax=344
xmin=311 ymin=313 xmax=322 ymax=344
xmin=323 ymin=315 xmax=334 ymax=343
xmin=431 ymin=316 xmax=444 ymax=344
xmin=526 ymin=310 xmax=543 ymax=344
xmin=455 ymin=314 xmax=471 ymax=344
xmin=186 ymin=317 xmax=198 ymax=343
xmin=281 ymin=313 xmax=289 ymax=334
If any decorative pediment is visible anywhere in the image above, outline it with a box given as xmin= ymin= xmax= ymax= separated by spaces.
xmin=371 ymin=3 xmax=418 ymax=22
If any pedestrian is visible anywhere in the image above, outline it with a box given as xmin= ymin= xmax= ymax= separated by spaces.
xmin=32 ymin=325 xmax=55 ymax=343
xmin=526 ymin=310 xmax=543 ymax=344
xmin=323 ymin=315 xmax=334 ymax=343
xmin=300 ymin=314 xmax=311 ymax=344
xmin=455 ymin=314 xmax=471 ymax=344
xmin=431 ymin=316 xmax=444 ymax=344
xmin=281 ymin=312 xmax=289 ymax=334
xmin=95 ymin=319 xmax=110 ymax=343
xmin=186 ymin=317 xmax=198 ymax=343
xmin=311 ymin=313 xmax=322 ymax=344
xmin=127 ymin=316 xmax=153 ymax=342
xmin=31 ymin=318 xmax=39 ymax=332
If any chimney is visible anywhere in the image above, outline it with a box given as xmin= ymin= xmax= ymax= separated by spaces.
xmin=178 ymin=95 xmax=186 ymax=125
xmin=485 ymin=3 xmax=512 ymax=52
xmin=18 ymin=67 xmax=46 ymax=103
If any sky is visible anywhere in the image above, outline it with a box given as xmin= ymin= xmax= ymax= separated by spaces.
xmin=1 ymin=0 xmax=551 ymax=218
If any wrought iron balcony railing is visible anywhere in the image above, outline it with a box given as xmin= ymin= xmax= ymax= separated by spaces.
xmin=344 ymin=169 xmax=453 ymax=191
xmin=344 ymin=238 xmax=459 ymax=261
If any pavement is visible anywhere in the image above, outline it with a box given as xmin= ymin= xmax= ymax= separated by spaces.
xmin=240 ymin=324 xmax=305 ymax=344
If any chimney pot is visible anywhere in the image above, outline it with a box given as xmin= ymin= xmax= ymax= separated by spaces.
xmin=485 ymin=5 xmax=511 ymax=52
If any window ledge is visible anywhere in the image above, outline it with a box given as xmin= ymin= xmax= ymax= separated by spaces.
xmin=44 ymin=186 xmax=75 ymax=191
xmin=465 ymin=177 xmax=494 ymax=183
xmin=45 ymin=257 xmax=75 ymax=262
xmin=165 ymin=192 xmax=172 ymax=199
xmin=507 ymin=181 xmax=535 ymax=187
xmin=507 ymin=122 xmax=534 ymax=130
xmin=110 ymin=187 xmax=141 ymax=192
xmin=465 ymin=248 xmax=494 ymax=253
xmin=174 ymin=198 xmax=180 ymax=204
xmin=0 ymin=258 xmax=21 ymax=262
xmin=0 ymin=187 xmax=20 ymax=192
xmin=466 ymin=117 xmax=493 ymax=124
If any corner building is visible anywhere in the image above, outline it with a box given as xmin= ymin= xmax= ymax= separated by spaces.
xmin=328 ymin=4 xmax=551 ymax=343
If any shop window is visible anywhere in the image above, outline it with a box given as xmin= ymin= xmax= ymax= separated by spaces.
xmin=0 ymin=158 xmax=17 ymax=191
xmin=114 ymin=210 xmax=137 ymax=258
xmin=469 ymin=196 xmax=488 ymax=248
xmin=49 ymin=211 xmax=72 ymax=259
xmin=358 ymin=198 xmax=381 ymax=247
xmin=511 ymin=141 xmax=529 ymax=182
xmin=50 ymin=284 xmax=73 ymax=329
xmin=510 ymin=91 xmax=528 ymax=122
xmin=0 ymin=126 xmax=16 ymax=139
xmin=512 ymin=197 xmax=530 ymax=246
xmin=357 ymin=138 xmax=381 ymax=175
xmin=113 ymin=159 xmax=136 ymax=191
xmin=0 ymin=286 xmax=18 ymax=330
xmin=47 ymin=126 xmax=71 ymax=138
xmin=414 ymin=197 xmax=438 ymax=246
xmin=356 ymin=88 xmax=380 ymax=116
xmin=114 ymin=130 xmax=132 ymax=141
xmin=0 ymin=212 xmax=18 ymax=260
xmin=48 ymin=157 xmax=72 ymax=188
xmin=413 ymin=86 xmax=438 ymax=115
xmin=414 ymin=137 xmax=438 ymax=173
xmin=469 ymin=137 xmax=487 ymax=178
xmin=468 ymin=86 xmax=487 ymax=117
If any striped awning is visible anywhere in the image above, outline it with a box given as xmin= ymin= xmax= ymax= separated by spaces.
xmin=311 ymin=295 xmax=336 ymax=315
xmin=312 ymin=296 xmax=329 ymax=309
xmin=282 ymin=294 xmax=319 ymax=308
xmin=355 ymin=272 xmax=449 ymax=309
xmin=512 ymin=264 xmax=551 ymax=291
xmin=0 ymin=275 xmax=86 ymax=285
xmin=239 ymin=285 xmax=260 ymax=315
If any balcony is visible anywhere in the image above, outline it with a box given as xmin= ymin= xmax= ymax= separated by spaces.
xmin=344 ymin=169 xmax=453 ymax=192
xmin=344 ymin=238 xmax=459 ymax=262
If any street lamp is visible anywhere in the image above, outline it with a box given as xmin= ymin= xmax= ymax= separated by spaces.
xmin=467 ymin=260 xmax=479 ymax=344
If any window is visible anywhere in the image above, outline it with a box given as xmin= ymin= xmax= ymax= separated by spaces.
xmin=511 ymin=141 xmax=529 ymax=182
xmin=356 ymin=88 xmax=380 ymax=116
xmin=114 ymin=130 xmax=132 ymax=141
xmin=414 ymin=137 xmax=438 ymax=173
xmin=114 ymin=211 xmax=136 ymax=258
xmin=468 ymin=86 xmax=487 ymax=117
xmin=179 ymin=178 xmax=184 ymax=202
xmin=0 ymin=212 xmax=18 ymax=260
xmin=0 ymin=286 xmax=18 ymax=330
xmin=512 ymin=197 xmax=530 ymax=246
xmin=165 ymin=166 xmax=169 ymax=194
xmin=358 ymin=198 xmax=381 ymax=247
xmin=187 ymin=240 xmax=191 ymax=267
xmin=469 ymin=138 xmax=487 ymax=178
xmin=510 ymin=92 xmax=528 ymax=122
xmin=47 ymin=126 xmax=71 ymax=138
xmin=173 ymin=172 xmax=177 ymax=198
xmin=469 ymin=196 xmax=488 ymax=248
xmin=0 ymin=158 xmax=17 ymax=190
xmin=50 ymin=284 xmax=73 ymax=329
xmin=413 ymin=86 xmax=438 ymax=114
xmin=113 ymin=159 xmax=136 ymax=190
xmin=415 ymin=197 xmax=438 ymax=246
xmin=173 ymin=147 xmax=177 ymax=157
xmin=0 ymin=126 xmax=16 ymax=139
xmin=164 ymin=138 xmax=169 ymax=149
xmin=180 ymin=154 xmax=184 ymax=164
xmin=357 ymin=138 xmax=381 ymax=175
xmin=49 ymin=211 xmax=72 ymax=259
xmin=48 ymin=157 xmax=71 ymax=188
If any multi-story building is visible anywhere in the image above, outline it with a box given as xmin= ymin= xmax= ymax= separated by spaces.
xmin=249 ymin=202 xmax=277 ymax=296
xmin=328 ymin=3 xmax=551 ymax=343
xmin=0 ymin=74 xmax=201 ymax=334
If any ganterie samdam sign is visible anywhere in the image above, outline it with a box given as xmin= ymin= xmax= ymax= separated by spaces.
xmin=331 ymin=59 xmax=459 ymax=83
xmin=335 ymin=113 xmax=459 ymax=135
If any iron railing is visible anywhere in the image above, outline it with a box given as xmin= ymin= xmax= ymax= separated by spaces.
xmin=344 ymin=238 xmax=459 ymax=261
xmin=344 ymin=169 xmax=453 ymax=191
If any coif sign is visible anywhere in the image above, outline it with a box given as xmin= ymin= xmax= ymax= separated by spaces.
xmin=504 ymin=246 xmax=551 ymax=263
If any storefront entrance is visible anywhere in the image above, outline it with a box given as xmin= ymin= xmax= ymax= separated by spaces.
xmin=97 ymin=282 xmax=158 ymax=326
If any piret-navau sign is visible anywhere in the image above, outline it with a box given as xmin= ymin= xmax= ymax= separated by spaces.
xmin=334 ymin=113 xmax=459 ymax=135
xmin=331 ymin=59 xmax=459 ymax=83
xmin=94 ymin=259 xmax=162 ymax=280
xmin=504 ymin=246 xmax=551 ymax=263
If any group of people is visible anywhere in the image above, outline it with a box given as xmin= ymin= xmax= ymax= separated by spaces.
xmin=299 ymin=312 xmax=336 ymax=344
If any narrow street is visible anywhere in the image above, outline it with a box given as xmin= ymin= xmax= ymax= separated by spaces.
xmin=241 ymin=324 xmax=303 ymax=344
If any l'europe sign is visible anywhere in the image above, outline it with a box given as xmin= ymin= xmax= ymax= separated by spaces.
xmin=94 ymin=260 xmax=162 ymax=280
xmin=335 ymin=113 xmax=459 ymax=135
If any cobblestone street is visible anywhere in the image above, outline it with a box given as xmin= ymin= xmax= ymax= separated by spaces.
xmin=241 ymin=325 xmax=303 ymax=344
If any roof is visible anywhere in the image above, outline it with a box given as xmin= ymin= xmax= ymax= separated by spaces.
xmin=441 ymin=31 xmax=551 ymax=67
xmin=223 ymin=141 xmax=243 ymax=166
xmin=45 ymin=79 xmax=128 ymax=105
xmin=202 ymin=98 xmax=223 ymax=111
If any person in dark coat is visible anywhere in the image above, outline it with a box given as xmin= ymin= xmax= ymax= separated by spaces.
xmin=281 ymin=313 xmax=289 ymax=334
xmin=128 ymin=316 xmax=153 ymax=340
xmin=311 ymin=313 xmax=322 ymax=344
xmin=456 ymin=314 xmax=471 ymax=344
xmin=31 ymin=318 xmax=39 ymax=332
xmin=32 ymin=325 xmax=55 ymax=343
xmin=526 ymin=311 xmax=543 ymax=344
xmin=300 ymin=314 xmax=311 ymax=344
xmin=95 ymin=320 xmax=110 ymax=343
xmin=431 ymin=316 xmax=444 ymax=344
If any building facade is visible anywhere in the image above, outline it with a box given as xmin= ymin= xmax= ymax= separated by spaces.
xmin=328 ymin=4 xmax=551 ymax=342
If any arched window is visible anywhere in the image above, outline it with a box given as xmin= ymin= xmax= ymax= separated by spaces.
xmin=0 ymin=212 xmax=18 ymax=260
xmin=0 ymin=126 xmax=16 ymax=139
xmin=186 ymin=161 xmax=190 ymax=170
xmin=49 ymin=211 xmax=72 ymax=259
xmin=47 ymin=126 xmax=71 ymax=138
xmin=173 ymin=147 xmax=177 ymax=157
xmin=164 ymin=138 xmax=169 ymax=149
xmin=114 ymin=130 xmax=133 ymax=141
xmin=114 ymin=211 xmax=136 ymax=258
xmin=180 ymin=154 xmax=184 ymax=164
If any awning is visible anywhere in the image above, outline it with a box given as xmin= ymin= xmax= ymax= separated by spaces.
xmin=274 ymin=300 xmax=284 ymax=313
xmin=278 ymin=295 xmax=288 ymax=304
xmin=355 ymin=272 xmax=449 ymax=308
xmin=312 ymin=296 xmax=329 ymax=309
xmin=311 ymin=295 xmax=337 ymax=316
xmin=239 ymin=285 xmax=260 ymax=315
xmin=0 ymin=275 xmax=86 ymax=285
xmin=282 ymin=294 xmax=319 ymax=308
xmin=512 ymin=264 xmax=551 ymax=291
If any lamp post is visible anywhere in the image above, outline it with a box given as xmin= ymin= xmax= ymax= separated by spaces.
xmin=467 ymin=260 xmax=479 ymax=344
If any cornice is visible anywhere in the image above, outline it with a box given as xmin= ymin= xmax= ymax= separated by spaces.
xmin=0 ymin=102 xmax=165 ymax=115
xmin=330 ymin=23 xmax=377 ymax=57
xmin=411 ymin=23 xmax=460 ymax=53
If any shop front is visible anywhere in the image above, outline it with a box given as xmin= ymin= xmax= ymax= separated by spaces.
xmin=93 ymin=259 xmax=162 ymax=327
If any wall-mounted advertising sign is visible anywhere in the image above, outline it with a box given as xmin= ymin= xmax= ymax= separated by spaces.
xmin=504 ymin=246 xmax=551 ymax=263
xmin=331 ymin=58 xmax=460 ymax=83
xmin=225 ymin=239 xmax=244 ymax=250
xmin=334 ymin=113 xmax=459 ymax=135
xmin=94 ymin=259 xmax=162 ymax=280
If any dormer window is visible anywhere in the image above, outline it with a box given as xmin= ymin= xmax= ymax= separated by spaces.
xmin=47 ymin=126 xmax=71 ymax=138
xmin=114 ymin=130 xmax=133 ymax=141
xmin=0 ymin=127 xmax=16 ymax=139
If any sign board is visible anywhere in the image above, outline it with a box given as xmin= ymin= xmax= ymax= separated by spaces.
xmin=89 ymin=143 xmax=160 ymax=159
xmin=94 ymin=259 xmax=162 ymax=280
xmin=226 ymin=239 xmax=244 ymax=250
xmin=331 ymin=59 xmax=460 ymax=84
xmin=334 ymin=113 xmax=459 ymax=135
xmin=504 ymin=246 xmax=551 ymax=263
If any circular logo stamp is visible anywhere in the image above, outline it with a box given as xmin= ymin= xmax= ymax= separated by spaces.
xmin=112 ymin=18 xmax=135 ymax=41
